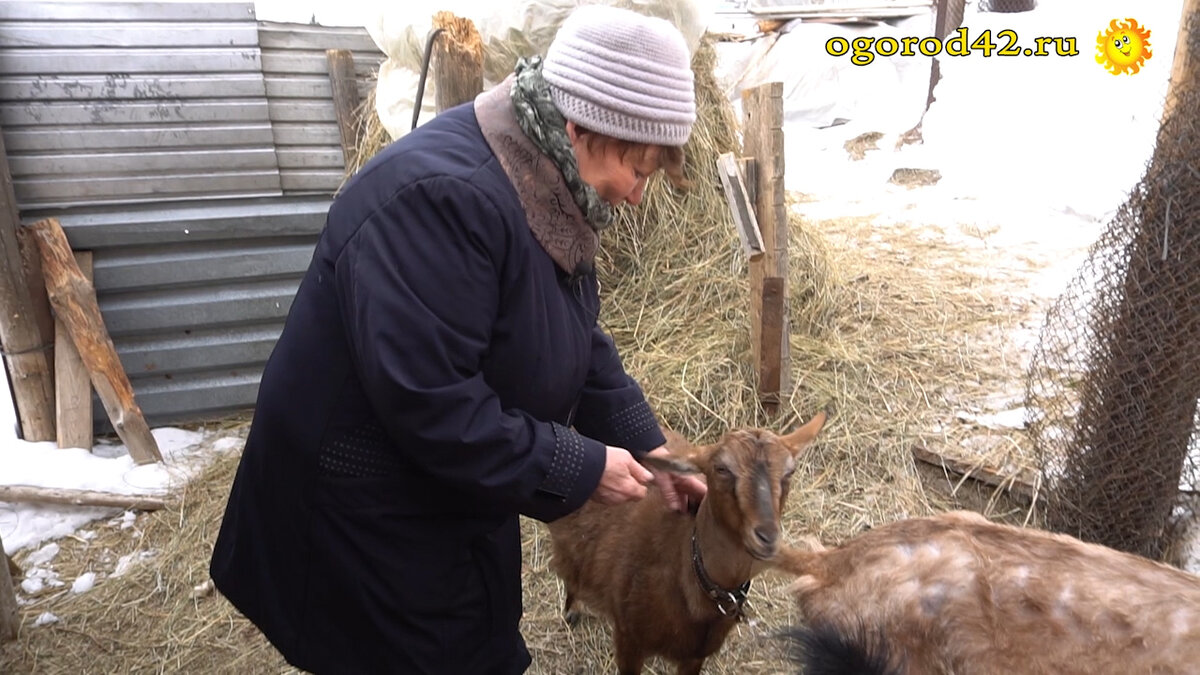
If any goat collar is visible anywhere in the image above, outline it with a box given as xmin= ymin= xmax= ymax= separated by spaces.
xmin=691 ymin=528 xmax=751 ymax=618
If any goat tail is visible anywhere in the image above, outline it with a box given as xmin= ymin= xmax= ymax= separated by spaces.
xmin=786 ymin=619 xmax=898 ymax=675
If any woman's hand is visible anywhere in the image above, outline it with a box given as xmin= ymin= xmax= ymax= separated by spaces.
xmin=644 ymin=446 xmax=707 ymax=514
xmin=591 ymin=446 xmax=655 ymax=505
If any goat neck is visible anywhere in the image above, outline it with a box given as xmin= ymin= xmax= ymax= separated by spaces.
xmin=690 ymin=496 xmax=758 ymax=608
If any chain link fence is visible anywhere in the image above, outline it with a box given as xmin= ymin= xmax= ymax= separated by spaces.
xmin=1027 ymin=11 xmax=1199 ymax=562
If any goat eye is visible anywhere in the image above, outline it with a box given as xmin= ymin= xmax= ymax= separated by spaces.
xmin=714 ymin=465 xmax=733 ymax=479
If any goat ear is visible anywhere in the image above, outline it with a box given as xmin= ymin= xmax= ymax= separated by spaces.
xmin=780 ymin=410 xmax=827 ymax=455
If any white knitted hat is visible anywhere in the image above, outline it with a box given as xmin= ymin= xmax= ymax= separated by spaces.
xmin=543 ymin=5 xmax=696 ymax=147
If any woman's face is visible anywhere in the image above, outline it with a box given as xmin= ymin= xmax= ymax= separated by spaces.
xmin=568 ymin=123 xmax=662 ymax=207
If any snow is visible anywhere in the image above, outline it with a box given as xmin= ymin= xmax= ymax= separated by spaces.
xmin=1 ymin=0 xmax=1196 ymax=616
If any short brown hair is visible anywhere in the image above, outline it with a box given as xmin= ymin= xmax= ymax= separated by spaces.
xmin=576 ymin=126 xmax=689 ymax=190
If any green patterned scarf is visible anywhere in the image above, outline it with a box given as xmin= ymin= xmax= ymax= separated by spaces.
xmin=510 ymin=57 xmax=616 ymax=231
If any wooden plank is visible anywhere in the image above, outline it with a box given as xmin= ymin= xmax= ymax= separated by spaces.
xmin=742 ymin=82 xmax=790 ymax=403
xmin=258 ymin=23 xmax=382 ymax=52
xmin=0 ymin=73 xmax=268 ymax=101
xmin=0 ymin=23 xmax=260 ymax=49
xmin=28 ymin=218 xmax=161 ymax=464
xmin=13 ymin=226 xmax=54 ymax=386
xmin=9 ymin=148 xmax=279 ymax=176
xmin=0 ymin=128 xmax=55 ymax=441
xmin=716 ymin=152 xmax=765 ymax=261
xmin=5 ymin=124 xmax=276 ymax=152
xmin=0 ymin=48 xmax=263 ymax=75
xmin=56 ymin=251 xmax=93 ymax=451
xmin=266 ymin=100 xmax=337 ymax=123
xmin=0 ymin=531 xmax=15 ymax=642
xmin=260 ymin=51 xmax=383 ymax=76
xmin=327 ymin=49 xmax=361 ymax=171
xmin=0 ymin=485 xmax=168 ymax=510
xmin=280 ymin=170 xmax=344 ymax=193
xmin=12 ymin=172 xmax=282 ymax=205
xmin=0 ymin=2 xmax=254 ymax=22
xmin=275 ymin=147 xmax=345 ymax=170
xmin=270 ymin=123 xmax=342 ymax=147
xmin=1 ymin=100 xmax=270 ymax=126
xmin=912 ymin=445 xmax=1037 ymax=503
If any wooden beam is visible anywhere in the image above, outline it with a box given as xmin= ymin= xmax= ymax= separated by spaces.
xmin=741 ymin=82 xmax=790 ymax=407
xmin=716 ymin=152 xmax=765 ymax=261
xmin=760 ymin=277 xmax=785 ymax=413
xmin=0 ymin=126 xmax=55 ymax=441
xmin=1161 ymin=0 xmax=1199 ymax=123
xmin=0 ymin=484 xmax=169 ymax=511
xmin=0 ymin=531 xmax=16 ymax=643
xmin=27 ymin=218 xmax=161 ymax=464
xmin=325 ymin=49 xmax=361 ymax=172
xmin=55 ymin=251 xmax=93 ymax=451
xmin=431 ymin=12 xmax=484 ymax=114
xmin=912 ymin=445 xmax=1037 ymax=503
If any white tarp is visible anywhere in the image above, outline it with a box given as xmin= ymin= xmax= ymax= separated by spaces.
xmin=364 ymin=0 xmax=716 ymax=141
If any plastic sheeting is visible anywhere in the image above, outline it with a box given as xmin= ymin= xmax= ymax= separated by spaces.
xmin=365 ymin=0 xmax=716 ymax=141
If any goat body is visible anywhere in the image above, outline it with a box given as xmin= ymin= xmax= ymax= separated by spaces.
xmin=777 ymin=510 xmax=1200 ymax=675
xmin=548 ymin=412 xmax=827 ymax=675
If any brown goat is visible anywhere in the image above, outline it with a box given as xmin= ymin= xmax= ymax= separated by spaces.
xmin=547 ymin=411 xmax=827 ymax=675
xmin=775 ymin=510 xmax=1200 ymax=675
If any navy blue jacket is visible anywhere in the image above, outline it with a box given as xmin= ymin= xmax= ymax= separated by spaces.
xmin=209 ymin=102 xmax=666 ymax=674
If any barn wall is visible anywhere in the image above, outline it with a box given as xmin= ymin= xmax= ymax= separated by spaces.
xmin=0 ymin=1 xmax=282 ymax=210
xmin=259 ymin=21 xmax=383 ymax=194
xmin=0 ymin=2 xmax=388 ymax=432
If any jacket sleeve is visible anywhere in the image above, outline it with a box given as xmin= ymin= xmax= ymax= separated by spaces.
xmin=332 ymin=175 xmax=605 ymax=522
xmin=571 ymin=324 xmax=667 ymax=457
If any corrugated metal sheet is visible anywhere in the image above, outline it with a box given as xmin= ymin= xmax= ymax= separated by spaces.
xmin=0 ymin=6 xmax=393 ymax=433
xmin=259 ymin=22 xmax=385 ymax=194
xmin=33 ymin=196 xmax=331 ymax=429
xmin=0 ymin=1 xmax=282 ymax=210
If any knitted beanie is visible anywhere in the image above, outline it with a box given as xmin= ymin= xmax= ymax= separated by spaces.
xmin=542 ymin=5 xmax=696 ymax=147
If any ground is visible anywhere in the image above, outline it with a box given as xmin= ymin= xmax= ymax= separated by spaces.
xmin=0 ymin=172 xmax=1084 ymax=672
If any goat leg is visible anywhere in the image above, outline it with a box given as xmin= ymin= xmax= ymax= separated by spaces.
xmin=563 ymin=590 xmax=584 ymax=627
xmin=614 ymin=628 xmax=646 ymax=675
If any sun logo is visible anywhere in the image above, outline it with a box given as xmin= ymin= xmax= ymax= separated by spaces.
xmin=1096 ymin=18 xmax=1152 ymax=75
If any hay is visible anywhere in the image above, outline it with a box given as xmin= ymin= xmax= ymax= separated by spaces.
xmin=1 ymin=33 xmax=1039 ymax=675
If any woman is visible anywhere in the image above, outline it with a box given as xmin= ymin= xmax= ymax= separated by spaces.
xmin=210 ymin=5 xmax=705 ymax=673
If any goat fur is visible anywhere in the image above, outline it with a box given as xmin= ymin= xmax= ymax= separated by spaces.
xmin=548 ymin=411 xmax=827 ymax=675
xmin=776 ymin=510 xmax=1200 ymax=675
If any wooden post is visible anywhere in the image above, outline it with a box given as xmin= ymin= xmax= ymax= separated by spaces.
xmin=742 ymin=82 xmax=790 ymax=412
xmin=28 ymin=218 xmax=161 ymax=464
xmin=1162 ymin=0 xmax=1199 ymax=123
xmin=431 ymin=11 xmax=484 ymax=113
xmin=0 ymin=531 xmax=17 ymax=643
xmin=0 ymin=128 xmax=55 ymax=441
xmin=55 ymin=251 xmax=93 ymax=450
xmin=326 ymin=49 xmax=362 ymax=171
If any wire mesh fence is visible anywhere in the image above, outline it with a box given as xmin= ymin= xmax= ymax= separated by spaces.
xmin=1026 ymin=9 xmax=1199 ymax=562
